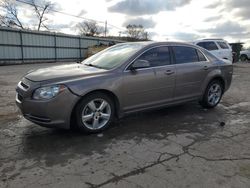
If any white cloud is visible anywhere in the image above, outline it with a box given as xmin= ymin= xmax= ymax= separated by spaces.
xmin=6 ymin=0 xmax=250 ymax=47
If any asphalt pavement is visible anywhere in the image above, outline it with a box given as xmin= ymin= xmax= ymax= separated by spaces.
xmin=0 ymin=62 xmax=250 ymax=188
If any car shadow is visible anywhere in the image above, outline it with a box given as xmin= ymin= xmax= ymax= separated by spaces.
xmin=21 ymin=102 xmax=226 ymax=167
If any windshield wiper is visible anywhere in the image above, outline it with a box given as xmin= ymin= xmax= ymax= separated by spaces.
xmin=85 ymin=63 xmax=99 ymax=68
xmin=84 ymin=63 xmax=106 ymax=69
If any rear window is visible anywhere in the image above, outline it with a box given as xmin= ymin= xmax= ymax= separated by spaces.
xmin=196 ymin=42 xmax=218 ymax=51
xmin=173 ymin=46 xmax=199 ymax=64
xmin=217 ymin=42 xmax=229 ymax=49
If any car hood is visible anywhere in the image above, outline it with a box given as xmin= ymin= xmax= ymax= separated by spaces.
xmin=25 ymin=63 xmax=107 ymax=82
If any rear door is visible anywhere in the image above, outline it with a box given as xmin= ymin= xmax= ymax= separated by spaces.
xmin=122 ymin=46 xmax=175 ymax=112
xmin=172 ymin=46 xmax=210 ymax=101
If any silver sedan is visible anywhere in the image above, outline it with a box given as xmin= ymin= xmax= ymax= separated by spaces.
xmin=16 ymin=42 xmax=233 ymax=133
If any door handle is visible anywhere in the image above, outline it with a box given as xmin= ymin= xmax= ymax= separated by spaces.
xmin=203 ymin=66 xmax=208 ymax=70
xmin=165 ymin=70 xmax=175 ymax=75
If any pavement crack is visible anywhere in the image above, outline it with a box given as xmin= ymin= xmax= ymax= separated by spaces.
xmin=187 ymin=152 xmax=250 ymax=162
xmin=85 ymin=154 xmax=181 ymax=188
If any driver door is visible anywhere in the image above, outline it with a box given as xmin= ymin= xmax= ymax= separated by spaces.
xmin=122 ymin=46 xmax=175 ymax=112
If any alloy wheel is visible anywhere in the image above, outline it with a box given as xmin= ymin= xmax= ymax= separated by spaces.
xmin=207 ymin=83 xmax=222 ymax=106
xmin=81 ymin=98 xmax=111 ymax=130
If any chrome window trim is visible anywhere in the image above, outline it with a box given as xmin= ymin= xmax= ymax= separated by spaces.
xmin=195 ymin=48 xmax=209 ymax=63
xmin=124 ymin=44 xmax=210 ymax=72
xmin=172 ymin=44 xmax=209 ymax=64
xmin=125 ymin=64 xmax=175 ymax=72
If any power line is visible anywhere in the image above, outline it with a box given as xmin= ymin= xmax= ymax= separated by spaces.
xmin=15 ymin=0 xmax=126 ymax=32
xmin=16 ymin=0 xmax=103 ymax=23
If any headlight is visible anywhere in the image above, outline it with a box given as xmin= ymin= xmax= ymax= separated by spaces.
xmin=33 ymin=85 xmax=66 ymax=100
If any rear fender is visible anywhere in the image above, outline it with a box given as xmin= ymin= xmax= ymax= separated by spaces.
xmin=201 ymin=69 xmax=224 ymax=97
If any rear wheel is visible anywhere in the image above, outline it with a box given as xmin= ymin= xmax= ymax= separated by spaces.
xmin=75 ymin=93 xmax=114 ymax=133
xmin=240 ymin=54 xmax=248 ymax=62
xmin=200 ymin=80 xmax=223 ymax=108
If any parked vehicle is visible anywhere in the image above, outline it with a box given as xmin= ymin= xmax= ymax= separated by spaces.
xmin=16 ymin=42 xmax=233 ymax=133
xmin=193 ymin=39 xmax=233 ymax=62
xmin=240 ymin=50 xmax=250 ymax=62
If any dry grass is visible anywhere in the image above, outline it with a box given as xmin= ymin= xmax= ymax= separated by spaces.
xmin=86 ymin=46 xmax=109 ymax=58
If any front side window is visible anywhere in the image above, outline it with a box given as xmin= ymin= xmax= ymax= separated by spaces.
xmin=173 ymin=46 xmax=199 ymax=64
xmin=135 ymin=46 xmax=171 ymax=68
xmin=217 ymin=42 xmax=229 ymax=49
xmin=197 ymin=42 xmax=219 ymax=51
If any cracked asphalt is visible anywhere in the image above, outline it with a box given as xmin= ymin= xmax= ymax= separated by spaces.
xmin=0 ymin=62 xmax=250 ymax=188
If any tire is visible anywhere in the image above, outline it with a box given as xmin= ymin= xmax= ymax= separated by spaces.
xmin=200 ymin=80 xmax=223 ymax=109
xmin=75 ymin=93 xmax=115 ymax=133
xmin=240 ymin=55 xmax=248 ymax=62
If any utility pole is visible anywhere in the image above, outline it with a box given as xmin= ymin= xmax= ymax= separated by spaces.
xmin=104 ymin=20 xmax=107 ymax=37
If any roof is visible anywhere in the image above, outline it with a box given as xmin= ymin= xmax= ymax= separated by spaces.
xmin=193 ymin=39 xmax=229 ymax=43
xmin=122 ymin=41 xmax=196 ymax=46
xmin=202 ymin=38 xmax=224 ymax=40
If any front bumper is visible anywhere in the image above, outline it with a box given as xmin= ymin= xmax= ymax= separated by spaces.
xmin=16 ymin=79 xmax=79 ymax=129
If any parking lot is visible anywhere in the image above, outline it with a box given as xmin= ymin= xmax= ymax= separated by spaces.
xmin=0 ymin=62 xmax=250 ymax=187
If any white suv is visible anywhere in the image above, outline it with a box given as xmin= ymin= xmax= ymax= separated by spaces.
xmin=193 ymin=39 xmax=233 ymax=62
xmin=240 ymin=50 xmax=250 ymax=62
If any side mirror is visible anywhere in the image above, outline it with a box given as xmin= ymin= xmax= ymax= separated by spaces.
xmin=130 ymin=60 xmax=150 ymax=70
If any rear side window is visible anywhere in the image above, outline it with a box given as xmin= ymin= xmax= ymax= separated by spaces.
xmin=217 ymin=42 xmax=229 ymax=49
xmin=137 ymin=46 xmax=171 ymax=67
xmin=197 ymin=50 xmax=207 ymax=61
xmin=173 ymin=46 xmax=199 ymax=64
xmin=196 ymin=42 xmax=218 ymax=51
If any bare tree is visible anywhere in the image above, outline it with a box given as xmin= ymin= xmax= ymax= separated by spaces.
xmin=0 ymin=0 xmax=54 ymax=30
xmin=141 ymin=31 xmax=149 ymax=40
xmin=30 ymin=0 xmax=54 ymax=31
xmin=76 ymin=20 xmax=105 ymax=36
xmin=126 ymin=24 xmax=148 ymax=40
xmin=0 ymin=0 xmax=24 ymax=29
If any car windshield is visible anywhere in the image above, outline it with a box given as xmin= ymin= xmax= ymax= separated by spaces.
xmin=82 ymin=43 xmax=146 ymax=70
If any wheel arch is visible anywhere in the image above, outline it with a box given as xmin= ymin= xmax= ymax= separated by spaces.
xmin=201 ymin=74 xmax=225 ymax=99
xmin=240 ymin=54 xmax=248 ymax=60
xmin=199 ymin=76 xmax=225 ymax=108
xmin=209 ymin=76 xmax=225 ymax=92
xmin=70 ymin=89 xmax=120 ymax=129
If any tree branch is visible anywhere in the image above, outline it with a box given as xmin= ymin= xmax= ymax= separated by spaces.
xmin=0 ymin=0 xmax=24 ymax=29
xmin=30 ymin=0 xmax=53 ymax=31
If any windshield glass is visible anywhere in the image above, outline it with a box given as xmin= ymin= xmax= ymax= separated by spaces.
xmin=82 ymin=43 xmax=146 ymax=70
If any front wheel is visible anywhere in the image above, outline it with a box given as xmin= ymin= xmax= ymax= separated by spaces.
xmin=75 ymin=93 xmax=115 ymax=133
xmin=200 ymin=80 xmax=223 ymax=108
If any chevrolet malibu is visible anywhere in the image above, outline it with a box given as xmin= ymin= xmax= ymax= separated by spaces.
xmin=16 ymin=42 xmax=233 ymax=133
